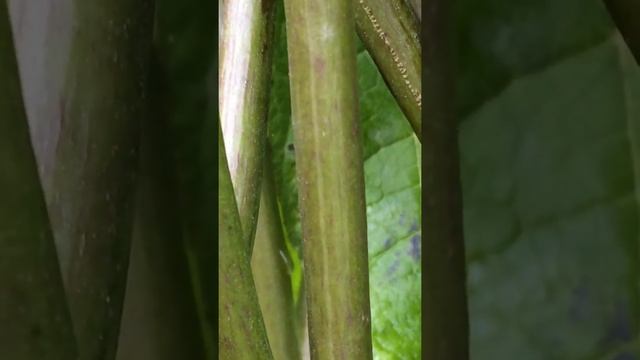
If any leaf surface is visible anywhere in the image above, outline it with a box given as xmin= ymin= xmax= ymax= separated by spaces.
xmin=457 ymin=2 xmax=640 ymax=357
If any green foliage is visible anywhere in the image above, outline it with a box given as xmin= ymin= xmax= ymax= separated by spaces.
xmin=456 ymin=1 xmax=640 ymax=358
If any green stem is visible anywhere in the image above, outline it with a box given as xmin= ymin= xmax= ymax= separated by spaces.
xmin=115 ymin=102 xmax=206 ymax=360
xmin=283 ymin=0 xmax=373 ymax=357
xmin=220 ymin=0 xmax=277 ymax=251
xmin=151 ymin=1 xmax=218 ymax=356
xmin=219 ymin=122 xmax=274 ymax=360
xmin=0 ymin=3 xmax=76 ymax=358
xmin=354 ymin=0 xmax=422 ymax=139
xmin=423 ymin=1 xmax=469 ymax=359
xmin=49 ymin=2 xmax=155 ymax=359
xmin=252 ymin=157 xmax=302 ymax=360
xmin=604 ymin=0 xmax=640 ymax=63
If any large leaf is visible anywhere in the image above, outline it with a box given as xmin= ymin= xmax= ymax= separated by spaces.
xmin=267 ymin=4 xmax=421 ymax=357
xmin=455 ymin=0 xmax=612 ymax=116
xmin=457 ymin=1 xmax=640 ymax=358
xmin=359 ymin=51 xmax=421 ymax=359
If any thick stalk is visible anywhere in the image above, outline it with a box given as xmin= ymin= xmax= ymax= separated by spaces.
xmin=0 ymin=3 xmax=76 ymax=358
xmin=220 ymin=0 xmax=277 ymax=250
xmin=424 ymin=0 xmax=469 ymax=359
xmin=603 ymin=0 xmax=640 ymax=63
xmin=115 ymin=101 xmax=206 ymax=360
xmin=283 ymin=0 xmax=373 ymax=358
xmin=219 ymin=123 xmax=274 ymax=360
xmin=49 ymin=2 xmax=155 ymax=359
xmin=152 ymin=0 xmax=218 ymax=355
xmin=252 ymin=158 xmax=301 ymax=360
xmin=354 ymin=0 xmax=421 ymax=138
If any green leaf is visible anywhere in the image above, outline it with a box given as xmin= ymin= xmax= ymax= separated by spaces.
xmin=359 ymin=50 xmax=421 ymax=360
xmin=458 ymin=3 xmax=640 ymax=357
xmin=267 ymin=4 xmax=421 ymax=357
xmin=455 ymin=0 xmax=613 ymax=116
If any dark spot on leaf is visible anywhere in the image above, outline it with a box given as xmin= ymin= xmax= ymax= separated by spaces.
xmin=387 ymin=260 xmax=399 ymax=277
xmin=383 ymin=238 xmax=392 ymax=249
xmin=568 ymin=284 xmax=590 ymax=322
xmin=409 ymin=234 xmax=420 ymax=261
xmin=287 ymin=143 xmax=294 ymax=152
xmin=602 ymin=303 xmax=632 ymax=346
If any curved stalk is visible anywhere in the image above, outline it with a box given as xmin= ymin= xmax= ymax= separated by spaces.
xmin=0 ymin=3 xmax=76 ymax=358
xmin=219 ymin=123 xmax=274 ymax=360
xmin=604 ymin=0 xmax=640 ymax=63
xmin=220 ymin=0 xmax=277 ymax=250
xmin=354 ymin=0 xmax=421 ymax=139
xmin=283 ymin=0 xmax=373 ymax=358
xmin=49 ymin=2 xmax=155 ymax=359
xmin=424 ymin=1 xmax=469 ymax=359
xmin=252 ymin=158 xmax=301 ymax=360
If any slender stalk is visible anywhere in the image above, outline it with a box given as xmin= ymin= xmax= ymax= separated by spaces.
xmin=0 ymin=3 xmax=76 ymax=358
xmin=283 ymin=0 xmax=373 ymax=357
xmin=115 ymin=103 xmax=206 ymax=360
xmin=219 ymin=123 xmax=274 ymax=360
xmin=49 ymin=2 xmax=155 ymax=359
xmin=424 ymin=0 xmax=469 ymax=359
xmin=354 ymin=0 xmax=422 ymax=139
xmin=220 ymin=0 xmax=277 ymax=250
xmin=252 ymin=157 xmax=302 ymax=360
xmin=151 ymin=0 xmax=218 ymax=355
xmin=604 ymin=0 xmax=640 ymax=63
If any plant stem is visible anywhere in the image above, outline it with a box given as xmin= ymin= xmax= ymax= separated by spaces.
xmin=408 ymin=0 xmax=421 ymax=21
xmin=115 ymin=101 xmax=206 ymax=360
xmin=283 ymin=0 xmax=373 ymax=357
xmin=0 ymin=3 xmax=76 ymax=358
xmin=355 ymin=0 xmax=422 ymax=139
xmin=603 ymin=0 xmax=640 ymax=63
xmin=252 ymin=157 xmax=302 ymax=360
xmin=424 ymin=1 xmax=469 ymax=359
xmin=220 ymin=0 xmax=277 ymax=251
xmin=49 ymin=2 xmax=155 ymax=359
xmin=219 ymin=122 xmax=274 ymax=360
xmin=151 ymin=1 xmax=218 ymax=356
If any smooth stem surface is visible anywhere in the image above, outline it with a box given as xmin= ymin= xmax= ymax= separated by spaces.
xmin=424 ymin=0 xmax=469 ymax=359
xmin=219 ymin=123 xmax=274 ymax=360
xmin=604 ymin=0 xmax=640 ymax=63
xmin=49 ymin=2 xmax=155 ymax=359
xmin=252 ymin=158 xmax=302 ymax=360
xmin=355 ymin=0 xmax=422 ymax=139
xmin=220 ymin=0 xmax=277 ymax=251
xmin=0 ymin=3 xmax=76 ymax=358
xmin=283 ymin=0 xmax=373 ymax=358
